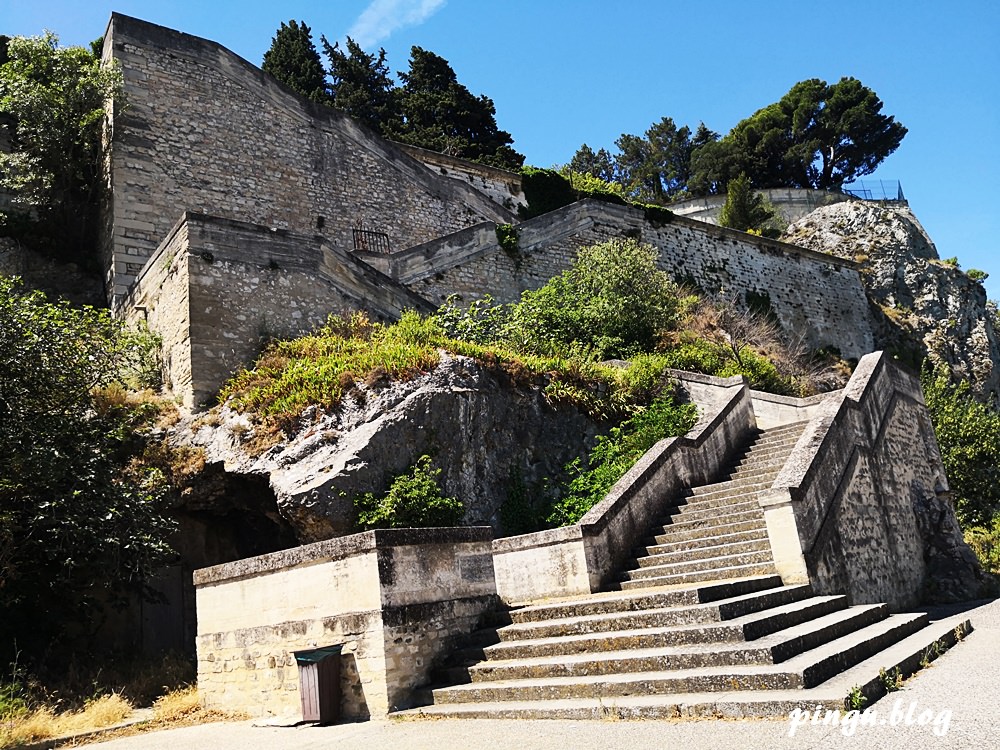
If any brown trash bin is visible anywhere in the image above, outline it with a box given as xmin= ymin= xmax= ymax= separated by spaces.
xmin=293 ymin=645 xmax=343 ymax=724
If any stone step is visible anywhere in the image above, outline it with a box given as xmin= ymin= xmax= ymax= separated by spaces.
xmin=648 ymin=516 xmax=767 ymax=545
xmin=405 ymin=614 xmax=970 ymax=719
xmin=666 ymin=498 xmax=761 ymax=524
xmin=504 ymin=575 xmax=784 ymax=625
xmin=492 ymin=581 xmax=804 ymax=640
xmin=421 ymin=613 xmax=928 ymax=705
xmin=634 ymin=536 xmax=771 ymax=564
xmin=639 ymin=528 xmax=769 ymax=557
xmin=623 ymin=549 xmax=774 ymax=580
xmin=669 ymin=488 xmax=768 ymax=514
xmin=685 ymin=474 xmax=780 ymax=498
xmin=617 ymin=562 xmax=778 ymax=590
xmin=452 ymin=592 xmax=840 ymax=667
xmin=653 ymin=507 xmax=764 ymax=535
xmin=458 ymin=602 xmax=884 ymax=683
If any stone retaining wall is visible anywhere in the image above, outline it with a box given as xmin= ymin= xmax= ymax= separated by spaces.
xmin=194 ymin=527 xmax=497 ymax=719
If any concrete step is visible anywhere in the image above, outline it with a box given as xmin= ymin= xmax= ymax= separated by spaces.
xmin=634 ymin=536 xmax=771 ymax=564
xmin=666 ymin=498 xmax=761 ymax=524
xmin=686 ymin=474 xmax=780 ymax=498
xmin=617 ymin=562 xmax=778 ymax=590
xmin=459 ymin=602 xmax=882 ymax=683
xmin=639 ymin=528 xmax=769 ymax=557
xmin=623 ymin=549 xmax=774 ymax=580
xmin=421 ymin=614 xmax=929 ymax=705
xmin=456 ymin=592 xmax=839 ymax=667
xmin=648 ymin=517 xmax=767 ymax=545
xmin=503 ymin=576 xmax=784 ymax=625
xmin=680 ymin=482 xmax=770 ymax=505
xmin=654 ymin=507 xmax=764 ymax=535
xmin=492 ymin=582 xmax=805 ymax=641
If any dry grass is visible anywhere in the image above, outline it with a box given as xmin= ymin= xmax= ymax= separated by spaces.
xmin=0 ymin=687 xmax=248 ymax=749
xmin=1 ymin=693 xmax=132 ymax=748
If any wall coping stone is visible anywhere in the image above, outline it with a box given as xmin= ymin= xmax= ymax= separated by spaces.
xmin=194 ymin=526 xmax=493 ymax=587
xmin=749 ymin=388 xmax=836 ymax=408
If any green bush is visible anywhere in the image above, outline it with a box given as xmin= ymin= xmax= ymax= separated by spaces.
xmin=354 ymin=455 xmax=465 ymax=530
xmin=659 ymin=338 xmax=796 ymax=395
xmin=921 ymin=364 xmax=1000 ymax=527
xmin=519 ymin=167 xmax=577 ymax=219
xmin=508 ymin=238 xmax=680 ymax=359
xmin=547 ymin=395 xmax=698 ymax=526
xmin=967 ymin=268 xmax=989 ymax=282
xmin=965 ymin=516 xmax=1000 ymax=577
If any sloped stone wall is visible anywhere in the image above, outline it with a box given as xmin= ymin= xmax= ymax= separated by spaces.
xmin=101 ymin=14 xmax=512 ymax=307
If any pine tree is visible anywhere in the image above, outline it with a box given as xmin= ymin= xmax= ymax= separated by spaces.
xmin=321 ymin=36 xmax=400 ymax=134
xmin=262 ymin=21 xmax=328 ymax=103
xmin=391 ymin=46 xmax=524 ymax=170
xmin=718 ymin=173 xmax=776 ymax=233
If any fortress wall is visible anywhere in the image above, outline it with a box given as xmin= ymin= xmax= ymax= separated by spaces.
xmin=127 ymin=213 xmax=434 ymax=407
xmin=395 ymin=143 xmax=526 ymax=211
xmin=669 ymin=188 xmax=855 ymax=226
xmin=398 ymin=201 xmax=875 ymax=359
xmin=102 ymin=14 xmax=512 ymax=307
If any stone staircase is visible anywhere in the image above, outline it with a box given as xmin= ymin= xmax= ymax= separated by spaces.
xmin=400 ymin=422 xmax=971 ymax=719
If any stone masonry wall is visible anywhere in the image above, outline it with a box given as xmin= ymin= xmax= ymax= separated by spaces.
xmin=102 ymin=14 xmax=512 ymax=307
xmin=124 ymin=213 xmax=434 ymax=407
xmin=395 ymin=143 xmax=526 ymax=212
xmin=390 ymin=200 xmax=875 ymax=359
xmin=195 ymin=528 xmax=497 ymax=719
xmin=760 ymin=352 xmax=951 ymax=609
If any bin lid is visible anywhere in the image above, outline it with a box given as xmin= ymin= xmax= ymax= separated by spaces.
xmin=293 ymin=645 xmax=344 ymax=664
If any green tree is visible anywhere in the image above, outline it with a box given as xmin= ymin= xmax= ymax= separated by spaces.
xmin=0 ymin=33 xmax=123 ymax=263
xmin=568 ymin=144 xmax=616 ymax=182
xmin=0 ymin=277 xmax=175 ymax=658
xmin=321 ymin=35 xmax=400 ymax=133
xmin=391 ymin=46 xmax=524 ymax=170
xmin=261 ymin=20 xmax=329 ymax=103
xmin=718 ymin=172 xmax=778 ymax=234
xmin=691 ymin=77 xmax=906 ymax=192
xmin=509 ymin=238 xmax=680 ymax=358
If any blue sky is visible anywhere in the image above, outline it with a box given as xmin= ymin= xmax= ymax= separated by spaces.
xmin=4 ymin=1 xmax=999 ymax=298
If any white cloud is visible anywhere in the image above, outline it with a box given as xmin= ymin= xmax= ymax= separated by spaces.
xmin=347 ymin=0 xmax=447 ymax=48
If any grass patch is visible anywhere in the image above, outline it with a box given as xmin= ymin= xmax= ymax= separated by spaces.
xmin=0 ymin=693 xmax=132 ymax=747
xmin=219 ymin=312 xmax=684 ymax=449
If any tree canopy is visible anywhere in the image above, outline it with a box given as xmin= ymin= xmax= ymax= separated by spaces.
xmin=0 ymin=277 xmax=174 ymax=656
xmin=321 ymin=35 xmax=399 ymax=133
xmin=389 ymin=46 xmax=524 ymax=170
xmin=0 ymin=33 xmax=122 ymax=262
xmin=690 ymin=77 xmax=907 ymax=192
xmin=261 ymin=20 xmax=328 ymax=103
xmin=718 ymin=172 xmax=779 ymax=235
xmin=570 ymin=77 xmax=904 ymax=199
xmin=261 ymin=23 xmax=524 ymax=171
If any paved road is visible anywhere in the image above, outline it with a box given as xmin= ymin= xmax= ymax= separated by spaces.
xmin=89 ymin=598 xmax=1000 ymax=750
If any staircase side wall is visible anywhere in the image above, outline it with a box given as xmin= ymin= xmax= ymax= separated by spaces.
xmin=492 ymin=374 xmax=755 ymax=603
xmin=762 ymin=352 xmax=948 ymax=609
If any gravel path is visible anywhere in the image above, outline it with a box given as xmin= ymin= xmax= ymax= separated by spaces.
xmin=87 ymin=598 xmax=1000 ymax=750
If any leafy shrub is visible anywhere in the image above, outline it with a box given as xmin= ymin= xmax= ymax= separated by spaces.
xmin=354 ymin=455 xmax=464 ymax=530
xmin=547 ymin=395 xmax=698 ymax=526
xmin=0 ymin=276 xmax=175 ymax=661
xmin=964 ymin=516 xmax=1000 ymax=576
xmin=508 ymin=238 xmax=680 ymax=359
xmin=433 ymin=294 xmax=511 ymax=346
xmin=967 ymin=268 xmax=989 ymax=282
xmin=519 ymin=167 xmax=577 ymax=219
xmin=920 ymin=364 xmax=1000 ymax=527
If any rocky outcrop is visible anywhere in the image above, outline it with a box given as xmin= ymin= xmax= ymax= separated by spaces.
xmin=783 ymin=202 xmax=1000 ymax=399
xmin=181 ymin=354 xmax=606 ymax=542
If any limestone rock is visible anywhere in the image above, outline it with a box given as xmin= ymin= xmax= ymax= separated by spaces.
xmin=182 ymin=354 xmax=604 ymax=542
xmin=784 ymin=201 xmax=1000 ymax=399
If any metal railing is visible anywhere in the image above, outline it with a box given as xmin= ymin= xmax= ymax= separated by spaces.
xmin=352 ymin=228 xmax=392 ymax=254
xmin=842 ymin=179 xmax=905 ymax=203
